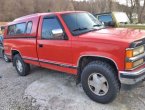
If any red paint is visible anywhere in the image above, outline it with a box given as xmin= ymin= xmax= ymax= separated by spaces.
xmin=3 ymin=11 xmax=145 ymax=75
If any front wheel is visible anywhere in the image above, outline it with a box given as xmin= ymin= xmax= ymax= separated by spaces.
xmin=13 ymin=54 xmax=30 ymax=76
xmin=81 ymin=61 xmax=120 ymax=104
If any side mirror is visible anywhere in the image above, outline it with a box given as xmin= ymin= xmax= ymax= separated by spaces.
xmin=52 ymin=29 xmax=64 ymax=37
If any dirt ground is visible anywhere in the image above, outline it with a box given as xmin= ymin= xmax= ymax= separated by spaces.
xmin=0 ymin=59 xmax=145 ymax=110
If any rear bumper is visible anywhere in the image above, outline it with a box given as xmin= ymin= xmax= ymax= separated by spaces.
xmin=119 ymin=68 xmax=145 ymax=85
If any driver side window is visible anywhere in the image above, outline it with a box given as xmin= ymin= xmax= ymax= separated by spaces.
xmin=42 ymin=17 xmax=64 ymax=40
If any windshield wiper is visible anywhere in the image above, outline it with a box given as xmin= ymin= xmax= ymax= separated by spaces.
xmin=73 ymin=27 xmax=88 ymax=32
xmin=93 ymin=24 xmax=102 ymax=27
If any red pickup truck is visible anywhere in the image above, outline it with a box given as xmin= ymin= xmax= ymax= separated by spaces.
xmin=3 ymin=11 xmax=145 ymax=104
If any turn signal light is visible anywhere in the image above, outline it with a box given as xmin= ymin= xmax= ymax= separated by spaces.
xmin=125 ymin=62 xmax=133 ymax=70
xmin=126 ymin=50 xmax=133 ymax=58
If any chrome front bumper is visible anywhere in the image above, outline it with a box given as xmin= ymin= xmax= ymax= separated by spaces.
xmin=119 ymin=68 xmax=145 ymax=85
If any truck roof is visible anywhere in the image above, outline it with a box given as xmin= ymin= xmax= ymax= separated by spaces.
xmin=13 ymin=11 xmax=85 ymax=22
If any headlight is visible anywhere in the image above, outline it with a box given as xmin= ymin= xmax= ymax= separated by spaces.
xmin=125 ymin=45 xmax=145 ymax=70
xmin=125 ymin=59 xmax=144 ymax=70
xmin=126 ymin=45 xmax=144 ymax=58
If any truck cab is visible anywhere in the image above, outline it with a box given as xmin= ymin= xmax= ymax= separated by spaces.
xmin=95 ymin=12 xmax=145 ymax=30
xmin=4 ymin=11 xmax=145 ymax=104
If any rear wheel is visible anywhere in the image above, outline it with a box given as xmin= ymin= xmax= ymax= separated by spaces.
xmin=81 ymin=61 xmax=120 ymax=104
xmin=3 ymin=52 xmax=11 ymax=62
xmin=13 ymin=54 xmax=30 ymax=76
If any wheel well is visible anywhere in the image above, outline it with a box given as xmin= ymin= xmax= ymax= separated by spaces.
xmin=76 ymin=56 xmax=118 ymax=84
xmin=12 ymin=50 xmax=20 ymax=60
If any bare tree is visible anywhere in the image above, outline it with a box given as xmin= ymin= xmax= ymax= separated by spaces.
xmin=0 ymin=0 xmax=144 ymax=23
xmin=139 ymin=0 xmax=145 ymax=23
xmin=127 ymin=0 xmax=145 ymax=23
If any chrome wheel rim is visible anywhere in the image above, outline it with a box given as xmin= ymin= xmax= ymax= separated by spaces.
xmin=88 ymin=73 xmax=109 ymax=96
xmin=16 ymin=60 xmax=23 ymax=72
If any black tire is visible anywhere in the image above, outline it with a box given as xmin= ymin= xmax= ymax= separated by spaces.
xmin=13 ymin=54 xmax=30 ymax=76
xmin=3 ymin=52 xmax=11 ymax=62
xmin=81 ymin=61 xmax=120 ymax=104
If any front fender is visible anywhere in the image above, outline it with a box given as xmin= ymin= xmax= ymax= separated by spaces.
xmin=76 ymin=51 xmax=125 ymax=71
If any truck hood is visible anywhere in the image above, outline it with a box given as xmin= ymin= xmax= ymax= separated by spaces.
xmin=78 ymin=28 xmax=145 ymax=44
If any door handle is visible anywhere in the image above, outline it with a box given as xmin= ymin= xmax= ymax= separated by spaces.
xmin=39 ymin=44 xmax=43 ymax=48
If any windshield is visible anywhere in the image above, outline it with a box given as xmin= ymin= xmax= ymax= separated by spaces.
xmin=62 ymin=12 xmax=103 ymax=36
xmin=114 ymin=12 xmax=130 ymax=24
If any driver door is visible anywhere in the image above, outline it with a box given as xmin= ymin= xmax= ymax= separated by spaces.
xmin=37 ymin=15 xmax=73 ymax=73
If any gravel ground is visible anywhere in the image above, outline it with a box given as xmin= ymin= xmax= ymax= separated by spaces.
xmin=0 ymin=59 xmax=145 ymax=110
